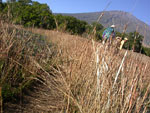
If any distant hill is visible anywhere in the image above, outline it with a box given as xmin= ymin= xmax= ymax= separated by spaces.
xmin=57 ymin=11 xmax=150 ymax=46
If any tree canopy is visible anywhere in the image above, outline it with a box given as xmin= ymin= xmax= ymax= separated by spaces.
xmin=0 ymin=0 xmax=150 ymax=56
xmin=123 ymin=32 xmax=143 ymax=52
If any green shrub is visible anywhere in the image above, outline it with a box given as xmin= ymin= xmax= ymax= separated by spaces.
xmin=55 ymin=15 xmax=88 ymax=35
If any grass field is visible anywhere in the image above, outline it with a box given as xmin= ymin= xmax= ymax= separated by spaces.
xmin=30 ymin=28 xmax=150 ymax=113
xmin=1 ymin=23 xmax=150 ymax=112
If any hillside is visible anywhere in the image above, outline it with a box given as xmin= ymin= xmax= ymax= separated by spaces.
xmin=26 ymin=28 xmax=150 ymax=113
xmin=1 ymin=1 xmax=150 ymax=113
xmin=1 ymin=23 xmax=150 ymax=112
xmin=59 ymin=11 xmax=150 ymax=46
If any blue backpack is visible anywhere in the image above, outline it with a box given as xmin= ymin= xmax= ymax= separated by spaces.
xmin=102 ymin=27 xmax=115 ymax=39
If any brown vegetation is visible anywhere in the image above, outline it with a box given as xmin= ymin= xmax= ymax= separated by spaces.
xmin=1 ymin=23 xmax=150 ymax=112
xmin=31 ymin=28 xmax=150 ymax=113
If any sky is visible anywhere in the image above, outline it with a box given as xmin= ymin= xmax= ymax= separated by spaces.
xmin=34 ymin=0 xmax=150 ymax=25
xmin=3 ymin=0 xmax=150 ymax=25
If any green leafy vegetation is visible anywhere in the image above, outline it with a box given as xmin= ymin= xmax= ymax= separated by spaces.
xmin=123 ymin=32 xmax=144 ymax=52
xmin=1 ymin=1 xmax=56 ymax=29
xmin=90 ymin=22 xmax=104 ymax=41
xmin=0 ymin=0 xmax=150 ymax=56
xmin=141 ymin=47 xmax=150 ymax=57
xmin=55 ymin=14 xmax=88 ymax=35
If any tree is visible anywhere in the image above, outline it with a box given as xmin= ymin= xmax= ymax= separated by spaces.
xmin=18 ymin=0 xmax=32 ymax=4
xmin=7 ymin=1 xmax=56 ymax=29
xmin=6 ymin=0 xmax=16 ymax=2
xmin=115 ymin=31 xmax=122 ymax=37
xmin=123 ymin=32 xmax=143 ymax=52
xmin=92 ymin=22 xmax=103 ymax=32
xmin=91 ymin=22 xmax=104 ymax=41
xmin=54 ymin=14 xmax=67 ymax=31
xmin=141 ymin=46 xmax=150 ymax=56
xmin=0 ymin=0 xmax=89 ymax=35
xmin=55 ymin=15 xmax=87 ymax=35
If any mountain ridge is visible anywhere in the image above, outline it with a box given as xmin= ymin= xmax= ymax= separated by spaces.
xmin=57 ymin=11 xmax=150 ymax=46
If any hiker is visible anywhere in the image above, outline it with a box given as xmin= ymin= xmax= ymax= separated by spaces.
xmin=102 ymin=25 xmax=116 ymax=44
xmin=114 ymin=37 xmax=128 ymax=50
xmin=119 ymin=37 xmax=128 ymax=50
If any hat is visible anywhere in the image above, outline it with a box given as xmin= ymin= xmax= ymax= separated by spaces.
xmin=124 ymin=38 xmax=128 ymax=40
xmin=111 ymin=25 xmax=115 ymax=28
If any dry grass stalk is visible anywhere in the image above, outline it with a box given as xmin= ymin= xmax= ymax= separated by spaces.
xmin=22 ymin=27 xmax=150 ymax=113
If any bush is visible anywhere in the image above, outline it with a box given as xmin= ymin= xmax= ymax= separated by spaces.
xmin=91 ymin=22 xmax=104 ymax=41
xmin=123 ymin=32 xmax=143 ymax=52
xmin=55 ymin=15 xmax=88 ymax=35
xmin=1 ymin=1 xmax=56 ymax=29
xmin=141 ymin=46 xmax=150 ymax=56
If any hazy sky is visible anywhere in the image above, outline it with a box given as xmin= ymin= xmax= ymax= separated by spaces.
xmin=3 ymin=0 xmax=150 ymax=25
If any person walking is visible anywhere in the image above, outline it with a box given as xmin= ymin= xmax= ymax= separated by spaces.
xmin=119 ymin=37 xmax=128 ymax=50
xmin=102 ymin=25 xmax=116 ymax=44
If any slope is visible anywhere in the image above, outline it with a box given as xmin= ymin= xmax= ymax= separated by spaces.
xmin=60 ymin=11 xmax=150 ymax=46
xmin=3 ymin=25 xmax=150 ymax=112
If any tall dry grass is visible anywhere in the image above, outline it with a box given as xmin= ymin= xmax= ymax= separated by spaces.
xmin=31 ymin=28 xmax=150 ymax=113
xmin=0 ymin=22 xmax=62 ymax=112
xmin=1 ymin=22 xmax=149 ymax=112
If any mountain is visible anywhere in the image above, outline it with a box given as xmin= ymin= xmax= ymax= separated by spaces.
xmin=58 ymin=11 xmax=150 ymax=46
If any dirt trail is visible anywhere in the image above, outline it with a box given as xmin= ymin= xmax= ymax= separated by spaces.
xmin=5 ymin=78 xmax=64 ymax=113
xmin=4 ymin=76 xmax=59 ymax=113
